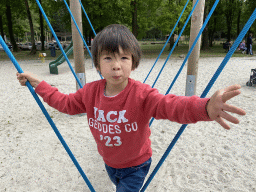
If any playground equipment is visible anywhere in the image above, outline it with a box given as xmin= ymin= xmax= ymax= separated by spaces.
xmin=0 ymin=0 xmax=255 ymax=190
xmin=49 ymin=41 xmax=73 ymax=74
xmin=46 ymin=0 xmax=102 ymax=78
xmin=39 ymin=52 xmax=46 ymax=63
xmin=0 ymin=35 xmax=95 ymax=192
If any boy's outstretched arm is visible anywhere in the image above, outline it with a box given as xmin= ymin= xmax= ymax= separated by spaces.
xmin=206 ymin=84 xmax=246 ymax=130
xmin=16 ymin=72 xmax=41 ymax=88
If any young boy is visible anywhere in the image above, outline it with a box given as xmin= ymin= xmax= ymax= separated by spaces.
xmin=17 ymin=24 xmax=246 ymax=192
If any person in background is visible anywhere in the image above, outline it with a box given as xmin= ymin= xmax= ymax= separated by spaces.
xmin=239 ymin=40 xmax=247 ymax=54
xmin=246 ymin=33 xmax=253 ymax=55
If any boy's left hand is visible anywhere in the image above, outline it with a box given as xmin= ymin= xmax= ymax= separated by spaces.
xmin=207 ymin=84 xmax=246 ymax=130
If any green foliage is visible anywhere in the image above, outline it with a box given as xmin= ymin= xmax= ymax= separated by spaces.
xmin=0 ymin=0 xmax=254 ymax=45
xmin=155 ymin=0 xmax=192 ymax=38
xmin=244 ymin=0 xmax=256 ymax=34
xmin=0 ymin=0 xmax=28 ymax=39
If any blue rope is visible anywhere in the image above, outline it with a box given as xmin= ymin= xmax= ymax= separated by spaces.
xmin=0 ymin=35 xmax=96 ymax=192
xmin=78 ymin=0 xmax=97 ymax=36
xmin=141 ymin=8 xmax=256 ymax=192
xmin=143 ymin=0 xmax=190 ymax=84
xmin=63 ymin=0 xmax=92 ymax=60
xmin=35 ymin=0 xmax=83 ymax=89
xmin=62 ymin=0 xmax=103 ymax=79
xmin=149 ymin=0 xmax=220 ymax=127
xmin=151 ymin=0 xmax=199 ymax=88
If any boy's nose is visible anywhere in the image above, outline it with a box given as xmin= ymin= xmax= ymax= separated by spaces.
xmin=112 ymin=61 xmax=121 ymax=71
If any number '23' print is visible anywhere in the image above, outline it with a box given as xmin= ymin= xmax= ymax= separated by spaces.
xmin=100 ymin=135 xmax=122 ymax=147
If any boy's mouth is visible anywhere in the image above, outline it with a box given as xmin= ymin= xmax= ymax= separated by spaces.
xmin=112 ymin=76 xmax=121 ymax=79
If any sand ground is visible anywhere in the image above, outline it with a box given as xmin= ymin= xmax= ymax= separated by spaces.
xmin=0 ymin=56 xmax=255 ymax=192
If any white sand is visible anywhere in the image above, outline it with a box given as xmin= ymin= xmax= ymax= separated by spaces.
xmin=0 ymin=56 xmax=255 ymax=191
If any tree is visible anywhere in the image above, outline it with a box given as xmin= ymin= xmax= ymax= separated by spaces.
xmin=224 ymin=0 xmax=239 ymax=42
xmin=24 ymin=0 xmax=37 ymax=54
xmin=0 ymin=15 xmax=4 ymax=40
xmin=1 ymin=0 xmax=34 ymax=49
xmin=156 ymin=0 xmax=192 ymax=48
xmin=236 ymin=0 xmax=243 ymax=37
xmin=131 ymin=0 xmax=138 ymax=38
xmin=80 ymin=0 xmax=163 ymax=40
xmin=5 ymin=0 xmax=18 ymax=52
xmin=0 ymin=2 xmax=5 ymax=40
xmin=207 ymin=0 xmax=224 ymax=47
xmin=39 ymin=0 xmax=45 ymax=51
xmin=201 ymin=0 xmax=210 ymax=50
xmin=136 ymin=0 xmax=163 ymax=39
xmin=244 ymin=0 xmax=256 ymax=34
xmin=81 ymin=0 xmax=131 ymax=41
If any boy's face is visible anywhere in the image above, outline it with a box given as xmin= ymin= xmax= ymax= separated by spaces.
xmin=97 ymin=47 xmax=133 ymax=90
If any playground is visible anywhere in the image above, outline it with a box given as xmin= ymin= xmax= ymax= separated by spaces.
xmin=0 ymin=57 xmax=255 ymax=191
xmin=1 ymin=0 xmax=256 ymax=191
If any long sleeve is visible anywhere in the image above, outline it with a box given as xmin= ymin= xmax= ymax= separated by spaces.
xmin=35 ymin=81 xmax=87 ymax=115
xmin=34 ymin=78 xmax=212 ymax=169
xmin=136 ymin=83 xmax=211 ymax=124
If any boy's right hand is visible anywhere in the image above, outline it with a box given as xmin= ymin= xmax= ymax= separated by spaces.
xmin=16 ymin=72 xmax=41 ymax=88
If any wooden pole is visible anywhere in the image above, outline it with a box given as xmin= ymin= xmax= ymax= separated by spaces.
xmin=70 ymin=0 xmax=85 ymax=90
xmin=185 ymin=0 xmax=205 ymax=96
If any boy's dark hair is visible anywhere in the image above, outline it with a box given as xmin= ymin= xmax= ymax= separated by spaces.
xmin=91 ymin=24 xmax=142 ymax=70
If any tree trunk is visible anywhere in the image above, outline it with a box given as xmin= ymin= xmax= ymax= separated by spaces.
xmin=201 ymin=2 xmax=210 ymax=50
xmin=169 ymin=35 xmax=175 ymax=50
xmin=209 ymin=14 xmax=217 ymax=47
xmin=131 ymin=0 xmax=138 ymax=38
xmin=227 ymin=23 xmax=231 ymax=42
xmin=0 ymin=15 xmax=5 ymax=40
xmin=225 ymin=0 xmax=235 ymax=42
xmin=237 ymin=7 xmax=241 ymax=37
xmin=169 ymin=0 xmax=178 ymax=49
xmin=24 ymin=0 xmax=36 ymax=54
xmin=6 ymin=1 xmax=18 ymax=52
xmin=39 ymin=0 xmax=45 ymax=51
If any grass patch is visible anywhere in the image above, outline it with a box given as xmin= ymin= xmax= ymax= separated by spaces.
xmin=140 ymin=41 xmax=255 ymax=59
xmin=0 ymin=42 xmax=255 ymax=61
xmin=0 ymin=49 xmax=67 ymax=61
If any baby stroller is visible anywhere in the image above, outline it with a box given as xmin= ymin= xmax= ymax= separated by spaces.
xmin=246 ymin=68 xmax=256 ymax=86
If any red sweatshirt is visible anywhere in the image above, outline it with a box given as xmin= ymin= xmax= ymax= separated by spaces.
xmin=35 ymin=78 xmax=211 ymax=168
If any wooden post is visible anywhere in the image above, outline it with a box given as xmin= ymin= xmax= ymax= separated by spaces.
xmin=185 ymin=0 xmax=205 ymax=96
xmin=70 ymin=0 xmax=85 ymax=90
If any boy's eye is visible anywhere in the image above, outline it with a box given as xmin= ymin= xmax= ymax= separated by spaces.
xmin=121 ymin=57 xmax=129 ymax=60
xmin=104 ymin=57 xmax=112 ymax=60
